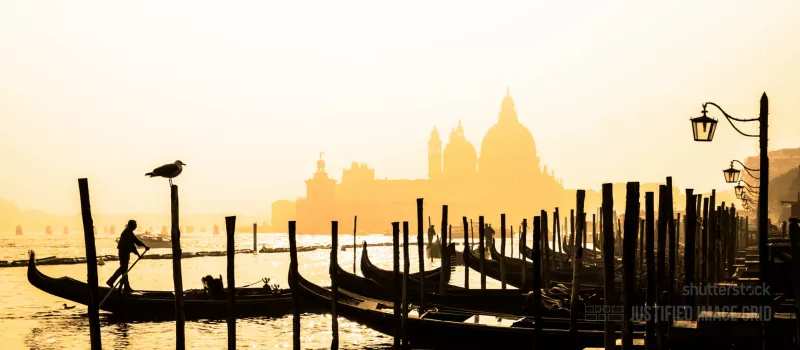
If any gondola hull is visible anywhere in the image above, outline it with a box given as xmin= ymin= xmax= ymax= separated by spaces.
xmin=27 ymin=251 xmax=298 ymax=320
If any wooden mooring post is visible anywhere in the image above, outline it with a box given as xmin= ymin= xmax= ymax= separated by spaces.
xmin=462 ymin=216 xmax=469 ymax=290
xmin=683 ymin=190 xmax=697 ymax=314
xmin=353 ymin=216 xmax=357 ymax=274
xmin=510 ymin=225 xmax=514 ymax=263
xmin=392 ymin=222 xmax=401 ymax=348
xmin=569 ymin=190 xmax=585 ymax=341
xmin=622 ymin=183 xmax=639 ymax=349
xmin=644 ymin=192 xmax=656 ymax=350
xmin=402 ymin=221 xmax=410 ymax=350
xmin=701 ymin=197 xmax=710 ymax=289
xmin=170 ymin=184 xmax=186 ymax=350
xmin=439 ymin=205 xmax=449 ymax=295
xmin=601 ymin=183 xmax=615 ymax=350
xmin=554 ymin=208 xmax=562 ymax=268
xmin=77 ymin=179 xmax=101 ymax=350
xmin=500 ymin=213 xmax=507 ymax=289
xmin=479 ymin=216 xmax=486 ymax=290
xmin=541 ymin=210 xmax=550 ymax=283
xmin=417 ymin=199 xmax=426 ymax=309
xmin=330 ymin=221 xmax=339 ymax=349
xmin=253 ymin=223 xmax=257 ymax=252
xmin=656 ymin=185 xmax=668 ymax=349
xmin=521 ymin=218 xmax=528 ymax=291
xmin=288 ymin=221 xmax=301 ymax=350
xmin=532 ymin=216 xmax=543 ymax=336
xmin=666 ymin=177 xmax=676 ymax=320
xmin=788 ymin=218 xmax=800 ymax=349
xmin=226 ymin=216 xmax=237 ymax=350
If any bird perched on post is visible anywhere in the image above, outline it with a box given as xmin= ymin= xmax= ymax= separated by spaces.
xmin=145 ymin=160 xmax=186 ymax=185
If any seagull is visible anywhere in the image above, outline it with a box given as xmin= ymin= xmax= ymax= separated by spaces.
xmin=145 ymin=160 xmax=186 ymax=185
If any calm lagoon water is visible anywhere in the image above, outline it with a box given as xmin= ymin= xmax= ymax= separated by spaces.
xmin=0 ymin=231 xmax=516 ymax=349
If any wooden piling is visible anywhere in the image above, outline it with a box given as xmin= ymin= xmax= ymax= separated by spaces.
xmin=252 ymin=223 xmax=257 ymax=252
xmin=555 ymin=208 xmax=562 ymax=268
xmin=639 ymin=218 xmax=645 ymax=280
xmin=788 ymin=218 xmax=800 ymax=349
xmin=541 ymin=210 xmax=549 ymax=283
xmin=521 ymin=218 xmax=528 ymax=292
xmin=601 ymin=183 xmax=615 ymax=350
xmin=330 ymin=221 xmax=339 ymax=349
xmin=288 ymin=221 xmax=301 ymax=349
xmin=532 ymin=216 xmax=543 ymax=335
xmin=666 ymin=178 xmax=676 ymax=333
xmin=510 ymin=225 xmax=514 ymax=262
xmin=462 ymin=216 xmax=469 ymax=290
xmin=417 ymin=199 xmax=425 ymax=310
xmin=353 ymin=216 xmax=357 ymax=274
xmin=439 ymin=205 xmax=449 ymax=295
xmin=622 ymin=183 xmax=639 ymax=349
xmin=701 ymin=197 xmax=710 ymax=288
xmin=170 ymin=184 xmax=185 ymax=350
xmin=402 ymin=221 xmax=410 ymax=350
xmin=708 ymin=190 xmax=716 ymax=285
xmin=683 ymin=190 xmax=697 ymax=313
xmin=77 ymin=179 xmax=101 ymax=350
xmin=479 ymin=216 xmax=486 ymax=290
xmin=500 ymin=214 xmax=507 ymax=290
xmin=593 ymin=214 xmax=598 ymax=265
xmin=645 ymin=192 xmax=656 ymax=350
xmin=226 ymin=216 xmax=237 ymax=350
xmin=392 ymin=222 xmax=401 ymax=349
xmin=570 ymin=209 xmax=575 ymax=251
xmin=569 ymin=190 xmax=585 ymax=338
xmin=656 ymin=185 xmax=668 ymax=347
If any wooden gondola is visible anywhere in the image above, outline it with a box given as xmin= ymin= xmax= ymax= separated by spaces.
xmin=359 ymin=242 xmax=453 ymax=292
xmin=489 ymin=238 xmax=610 ymax=287
xmin=336 ymin=257 xmax=572 ymax=316
xmin=295 ymin=268 xmax=643 ymax=349
xmin=27 ymin=250 xmax=297 ymax=320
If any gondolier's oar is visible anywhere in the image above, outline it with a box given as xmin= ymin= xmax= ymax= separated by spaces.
xmin=98 ymin=248 xmax=149 ymax=308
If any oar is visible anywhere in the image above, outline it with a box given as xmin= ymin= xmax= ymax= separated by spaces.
xmin=98 ymin=248 xmax=149 ymax=308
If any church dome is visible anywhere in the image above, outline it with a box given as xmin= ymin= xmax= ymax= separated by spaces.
xmin=478 ymin=89 xmax=540 ymax=181
xmin=443 ymin=121 xmax=477 ymax=176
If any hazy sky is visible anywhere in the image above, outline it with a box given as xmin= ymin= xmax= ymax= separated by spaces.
xmin=1 ymin=1 xmax=799 ymax=216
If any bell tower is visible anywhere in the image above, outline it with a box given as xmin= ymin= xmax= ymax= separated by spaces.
xmin=428 ymin=126 xmax=442 ymax=179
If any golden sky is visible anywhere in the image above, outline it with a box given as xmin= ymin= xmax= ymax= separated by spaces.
xmin=1 ymin=1 xmax=799 ymax=216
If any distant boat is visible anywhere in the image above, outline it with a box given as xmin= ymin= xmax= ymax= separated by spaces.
xmin=116 ymin=232 xmax=172 ymax=248
xmin=63 ymin=226 xmax=68 ymax=235
xmin=103 ymin=225 xmax=108 ymax=234
xmin=45 ymin=226 xmax=53 ymax=235
xmin=16 ymin=225 xmax=23 ymax=235
xmin=110 ymin=226 xmax=115 ymax=235
xmin=160 ymin=226 xmax=168 ymax=237
xmin=186 ymin=226 xmax=195 ymax=234
xmin=200 ymin=227 xmax=207 ymax=233
xmin=213 ymin=225 xmax=220 ymax=235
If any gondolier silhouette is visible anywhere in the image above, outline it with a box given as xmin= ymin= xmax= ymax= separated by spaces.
xmin=427 ymin=222 xmax=437 ymax=262
xmin=106 ymin=220 xmax=149 ymax=293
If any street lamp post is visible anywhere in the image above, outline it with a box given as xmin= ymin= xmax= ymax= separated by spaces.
xmin=690 ymin=93 xmax=769 ymax=284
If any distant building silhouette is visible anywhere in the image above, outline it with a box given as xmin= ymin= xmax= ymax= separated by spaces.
xmin=286 ymin=90 xmax=573 ymax=234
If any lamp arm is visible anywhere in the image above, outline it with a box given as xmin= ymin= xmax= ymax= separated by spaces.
xmin=739 ymin=180 xmax=760 ymax=190
xmin=732 ymin=160 xmax=760 ymax=172
xmin=703 ymin=102 xmax=759 ymax=137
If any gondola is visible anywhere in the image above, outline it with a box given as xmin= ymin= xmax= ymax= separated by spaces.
xmin=490 ymin=238 xmax=609 ymax=286
xmin=295 ymin=268 xmax=640 ymax=349
xmin=27 ymin=250 xmax=296 ymax=320
xmin=359 ymin=242 xmax=454 ymax=292
xmin=336 ymin=257 xmax=572 ymax=316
